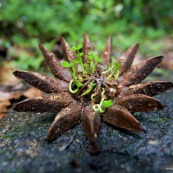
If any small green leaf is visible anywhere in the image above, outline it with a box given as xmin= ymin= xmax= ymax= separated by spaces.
xmin=76 ymin=43 xmax=83 ymax=50
xmin=76 ymin=80 xmax=83 ymax=87
xmin=114 ymin=63 xmax=120 ymax=69
xmin=97 ymin=58 xmax=103 ymax=63
xmin=88 ymin=52 xmax=94 ymax=56
xmin=61 ymin=61 xmax=73 ymax=68
xmin=88 ymin=52 xmax=95 ymax=59
xmin=73 ymin=58 xmax=80 ymax=64
xmin=71 ymin=46 xmax=77 ymax=51
xmin=88 ymin=55 xmax=95 ymax=60
xmin=78 ymin=52 xmax=84 ymax=57
xmin=102 ymin=100 xmax=113 ymax=108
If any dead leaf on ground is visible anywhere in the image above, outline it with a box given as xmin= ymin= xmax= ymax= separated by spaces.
xmin=0 ymin=83 xmax=42 ymax=119
xmin=0 ymin=64 xmax=19 ymax=86
xmin=0 ymin=62 xmax=43 ymax=119
xmin=160 ymin=53 xmax=173 ymax=70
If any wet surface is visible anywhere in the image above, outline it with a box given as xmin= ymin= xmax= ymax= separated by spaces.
xmin=0 ymin=91 xmax=173 ymax=173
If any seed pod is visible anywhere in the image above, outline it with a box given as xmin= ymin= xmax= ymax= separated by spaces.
xmin=45 ymin=103 xmax=81 ymax=141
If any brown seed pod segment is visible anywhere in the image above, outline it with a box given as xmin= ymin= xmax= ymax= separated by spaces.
xmin=120 ymin=56 xmax=164 ymax=86
xmin=82 ymin=33 xmax=93 ymax=63
xmin=81 ymin=105 xmax=101 ymax=142
xmin=45 ymin=103 xmax=81 ymax=141
xmin=82 ymin=105 xmax=101 ymax=154
xmin=13 ymin=70 xmax=69 ymax=93
xmin=118 ymin=43 xmax=139 ymax=75
xmin=103 ymin=105 xmax=142 ymax=131
xmin=39 ymin=44 xmax=71 ymax=82
xmin=127 ymin=81 xmax=173 ymax=96
xmin=14 ymin=93 xmax=73 ymax=113
xmin=116 ymin=94 xmax=163 ymax=112
xmin=100 ymin=36 xmax=112 ymax=70
xmin=61 ymin=37 xmax=76 ymax=62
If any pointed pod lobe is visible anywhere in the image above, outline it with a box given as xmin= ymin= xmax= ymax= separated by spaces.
xmin=81 ymin=105 xmax=101 ymax=154
xmin=120 ymin=56 xmax=164 ymax=86
xmin=39 ymin=44 xmax=71 ymax=82
xmin=61 ymin=37 xmax=76 ymax=62
xmin=45 ymin=103 xmax=81 ymax=141
xmin=116 ymin=94 xmax=163 ymax=112
xmin=82 ymin=33 xmax=93 ymax=63
xmin=103 ymin=104 xmax=142 ymax=131
xmin=81 ymin=105 xmax=101 ymax=142
xmin=13 ymin=93 xmax=73 ymax=113
xmin=100 ymin=36 xmax=112 ymax=70
xmin=125 ymin=81 xmax=173 ymax=96
xmin=118 ymin=43 xmax=139 ymax=75
xmin=13 ymin=70 xmax=68 ymax=93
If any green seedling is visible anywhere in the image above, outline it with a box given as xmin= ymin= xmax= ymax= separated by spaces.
xmin=92 ymin=88 xmax=113 ymax=113
xmin=61 ymin=43 xmax=119 ymax=113
xmin=102 ymin=62 xmax=120 ymax=79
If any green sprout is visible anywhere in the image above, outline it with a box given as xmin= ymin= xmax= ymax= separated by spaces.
xmin=60 ymin=43 xmax=118 ymax=113
xmin=92 ymin=98 xmax=113 ymax=113
xmin=92 ymin=88 xmax=113 ymax=113
xmin=102 ymin=100 xmax=113 ymax=108
xmin=61 ymin=61 xmax=73 ymax=68
xmin=71 ymin=44 xmax=85 ymax=75
xmin=69 ymin=79 xmax=82 ymax=93
xmin=102 ymin=62 xmax=120 ymax=79
xmin=61 ymin=60 xmax=83 ymax=93
xmin=88 ymin=52 xmax=103 ymax=73
xmin=81 ymin=82 xmax=96 ymax=96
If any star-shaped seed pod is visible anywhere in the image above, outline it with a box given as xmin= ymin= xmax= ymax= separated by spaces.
xmin=13 ymin=34 xmax=173 ymax=154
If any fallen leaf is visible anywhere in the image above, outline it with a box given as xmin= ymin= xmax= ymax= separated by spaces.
xmin=160 ymin=53 xmax=173 ymax=70
xmin=0 ymin=64 xmax=18 ymax=86
xmin=0 ymin=83 xmax=43 ymax=119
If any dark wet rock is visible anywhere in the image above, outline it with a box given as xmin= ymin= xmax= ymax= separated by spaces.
xmin=0 ymin=91 xmax=173 ymax=173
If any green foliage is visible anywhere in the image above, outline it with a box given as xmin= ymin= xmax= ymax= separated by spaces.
xmin=61 ymin=46 xmax=116 ymax=112
xmin=61 ymin=61 xmax=73 ymax=68
xmin=92 ymin=89 xmax=113 ymax=113
xmin=102 ymin=62 xmax=120 ymax=79
xmin=0 ymin=0 xmax=172 ymax=70
xmin=102 ymin=100 xmax=113 ymax=108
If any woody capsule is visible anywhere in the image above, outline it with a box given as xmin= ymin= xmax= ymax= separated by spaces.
xmin=13 ymin=34 xmax=173 ymax=154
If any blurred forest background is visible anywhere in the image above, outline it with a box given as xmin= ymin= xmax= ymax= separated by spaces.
xmin=0 ymin=0 xmax=173 ymax=75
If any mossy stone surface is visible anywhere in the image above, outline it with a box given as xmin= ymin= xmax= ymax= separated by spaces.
xmin=0 ymin=91 xmax=173 ymax=173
